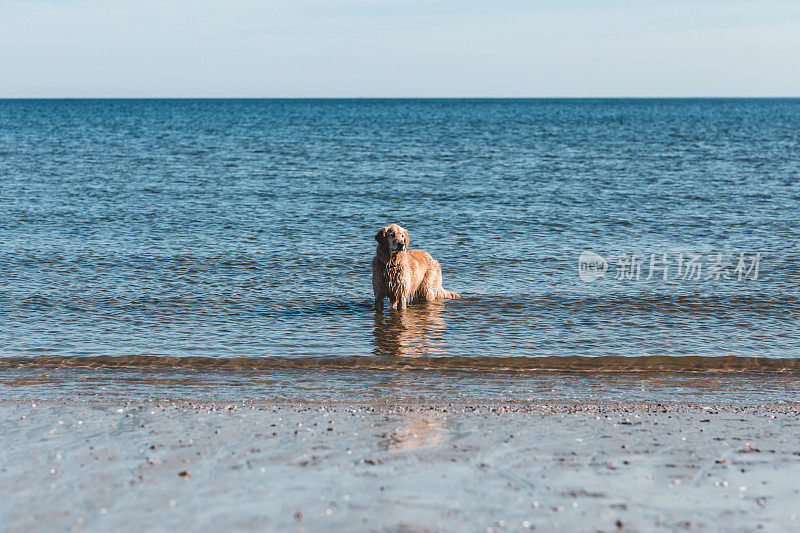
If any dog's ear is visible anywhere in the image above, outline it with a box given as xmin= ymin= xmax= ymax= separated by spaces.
xmin=404 ymin=229 xmax=410 ymax=249
xmin=375 ymin=227 xmax=387 ymax=246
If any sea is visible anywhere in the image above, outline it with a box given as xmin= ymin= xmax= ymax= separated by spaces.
xmin=1 ymin=99 xmax=799 ymax=400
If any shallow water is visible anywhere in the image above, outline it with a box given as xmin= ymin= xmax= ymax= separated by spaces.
xmin=1 ymin=98 xmax=799 ymax=368
xmin=2 ymin=366 xmax=799 ymax=405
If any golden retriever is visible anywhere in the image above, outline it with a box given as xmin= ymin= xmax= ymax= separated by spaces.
xmin=372 ymin=224 xmax=460 ymax=311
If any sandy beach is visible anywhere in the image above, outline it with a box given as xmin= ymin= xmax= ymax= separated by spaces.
xmin=3 ymin=396 xmax=799 ymax=532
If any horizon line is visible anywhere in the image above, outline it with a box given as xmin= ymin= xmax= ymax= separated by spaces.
xmin=2 ymin=95 xmax=800 ymax=100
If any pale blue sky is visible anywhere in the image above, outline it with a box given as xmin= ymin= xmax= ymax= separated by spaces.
xmin=1 ymin=0 xmax=799 ymax=97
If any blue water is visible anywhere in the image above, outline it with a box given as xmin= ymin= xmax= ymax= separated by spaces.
xmin=1 ymin=98 xmax=799 ymax=367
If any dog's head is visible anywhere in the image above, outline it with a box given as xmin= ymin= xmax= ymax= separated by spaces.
xmin=375 ymin=224 xmax=410 ymax=254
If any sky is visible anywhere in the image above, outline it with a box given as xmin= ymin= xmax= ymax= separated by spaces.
xmin=1 ymin=0 xmax=799 ymax=97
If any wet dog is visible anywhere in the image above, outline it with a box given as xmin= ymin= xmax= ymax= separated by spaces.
xmin=372 ymin=224 xmax=460 ymax=311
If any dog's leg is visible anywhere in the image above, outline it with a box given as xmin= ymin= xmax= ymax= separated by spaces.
xmin=372 ymin=259 xmax=387 ymax=311
xmin=375 ymin=292 xmax=386 ymax=312
xmin=397 ymin=289 xmax=410 ymax=309
xmin=428 ymin=267 xmax=459 ymax=300
xmin=373 ymin=286 xmax=386 ymax=312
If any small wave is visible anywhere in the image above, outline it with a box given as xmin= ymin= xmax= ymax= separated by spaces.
xmin=264 ymin=301 xmax=375 ymax=318
xmin=1 ymin=355 xmax=799 ymax=373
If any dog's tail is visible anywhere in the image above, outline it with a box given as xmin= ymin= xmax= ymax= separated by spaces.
xmin=439 ymin=289 xmax=460 ymax=299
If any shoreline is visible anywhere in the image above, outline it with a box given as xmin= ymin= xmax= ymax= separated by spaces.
xmin=3 ymin=365 xmax=800 ymax=406
xmin=2 ymin=397 xmax=799 ymax=531
xmin=4 ymin=354 xmax=800 ymax=373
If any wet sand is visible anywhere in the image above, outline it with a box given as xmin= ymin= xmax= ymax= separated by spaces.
xmin=2 ymin=398 xmax=800 ymax=532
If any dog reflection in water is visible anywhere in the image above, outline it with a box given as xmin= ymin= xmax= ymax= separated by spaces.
xmin=371 ymin=302 xmax=448 ymax=449
xmin=372 ymin=301 xmax=446 ymax=358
